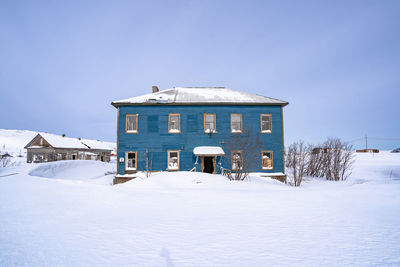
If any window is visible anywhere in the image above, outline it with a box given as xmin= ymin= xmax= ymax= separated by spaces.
xmin=168 ymin=113 xmax=180 ymax=133
xmin=261 ymin=151 xmax=273 ymax=169
xmin=126 ymin=114 xmax=138 ymax=133
xmin=231 ymin=114 xmax=242 ymax=133
xmin=231 ymin=150 xmax=243 ymax=170
xmin=125 ymin=151 xmax=137 ymax=170
xmin=260 ymin=114 xmax=272 ymax=133
xmin=167 ymin=150 xmax=180 ymax=170
xmin=204 ymin=113 xmax=216 ymax=133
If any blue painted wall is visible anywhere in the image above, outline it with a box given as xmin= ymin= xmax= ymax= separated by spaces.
xmin=117 ymin=105 xmax=285 ymax=175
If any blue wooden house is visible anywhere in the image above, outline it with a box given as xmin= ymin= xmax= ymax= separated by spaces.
xmin=111 ymin=87 xmax=288 ymax=184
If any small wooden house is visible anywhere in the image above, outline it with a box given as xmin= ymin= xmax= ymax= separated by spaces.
xmin=24 ymin=133 xmax=112 ymax=163
xmin=356 ymin=149 xmax=379 ymax=153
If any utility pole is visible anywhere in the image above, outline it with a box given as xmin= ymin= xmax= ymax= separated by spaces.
xmin=365 ymin=135 xmax=368 ymax=150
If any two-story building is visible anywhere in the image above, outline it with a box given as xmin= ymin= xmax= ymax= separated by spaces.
xmin=111 ymin=87 xmax=288 ymax=184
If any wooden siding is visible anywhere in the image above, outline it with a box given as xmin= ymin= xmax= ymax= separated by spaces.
xmin=27 ymin=147 xmax=111 ymax=163
xmin=117 ymin=105 xmax=285 ymax=175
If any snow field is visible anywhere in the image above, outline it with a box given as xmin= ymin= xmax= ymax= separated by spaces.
xmin=0 ymin=151 xmax=399 ymax=266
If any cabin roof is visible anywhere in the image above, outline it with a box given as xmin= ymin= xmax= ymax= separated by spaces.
xmin=38 ymin=133 xmax=88 ymax=149
xmin=79 ymin=138 xmax=115 ymax=151
xmin=25 ymin=133 xmax=112 ymax=150
xmin=111 ymin=87 xmax=288 ymax=107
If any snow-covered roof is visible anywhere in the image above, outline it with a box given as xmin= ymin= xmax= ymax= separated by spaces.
xmin=39 ymin=133 xmax=88 ymax=149
xmin=80 ymin=139 xmax=114 ymax=151
xmin=112 ymin=87 xmax=288 ymax=106
xmin=24 ymin=133 xmax=113 ymax=151
xmin=193 ymin=146 xmax=225 ymax=156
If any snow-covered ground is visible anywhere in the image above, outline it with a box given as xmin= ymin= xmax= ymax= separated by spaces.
xmin=0 ymin=151 xmax=399 ymax=266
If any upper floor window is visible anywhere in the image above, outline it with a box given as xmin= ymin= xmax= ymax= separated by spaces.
xmin=168 ymin=113 xmax=180 ymax=133
xmin=126 ymin=114 xmax=138 ymax=133
xmin=167 ymin=150 xmax=180 ymax=170
xmin=125 ymin=151 xmax=137 ymax=170
xmin=261 ymin=151 xmax=273 ymax=169
xmin=260 ymin=114 xmax=272 ymax=133
xmin=231 ymin=150 xmax=243 ymax=171
xmin=231 ymin=114 xmax=242 ymax=133
xmin=204 ymin=113 xmax=216 ymax=133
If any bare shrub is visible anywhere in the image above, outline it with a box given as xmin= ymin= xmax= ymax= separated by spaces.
xmin=286 ymin=141 xmax=307 ymax=186
xmin=286 ymin=138 xmax=354 ymax=186
xmin=322 ymin=138 xmax=354 ymax=181
xmin=145 ymin=148 xmax=153 ymax=178
xmin=0 ymin=156 xmax=11 ymax=168
xmin=306 ymin=144 xmax=326 ymax=177
xmin=225 ymin=129 xmax=262 ymax=180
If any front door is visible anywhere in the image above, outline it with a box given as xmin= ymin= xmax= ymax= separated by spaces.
xmin=202 ymin=156 xmax=215 ymax=174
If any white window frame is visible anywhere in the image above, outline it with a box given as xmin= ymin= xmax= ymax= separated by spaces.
xmin=125 ymin=151 xmax=137 ymax=170
xmin=167 ymin=150 xmax=180 ymax=171
xmin=126 ymin=114 xmax=138 ymax=133
xmin=260 ymin=114 xmax=272 ymax=133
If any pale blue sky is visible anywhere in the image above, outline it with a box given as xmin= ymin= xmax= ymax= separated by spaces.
xmin=1 ymin=0 xmax=399 ymax=149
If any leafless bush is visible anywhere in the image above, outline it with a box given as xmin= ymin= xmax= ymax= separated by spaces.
xmin=225 ymin=129 xmax=262 ymax=180
xmin=306 ymin=144 xmax=326 ymax=177
xmin=0 ymin=156 xmax=11 ymax=168
xmin=145 ymin=148 xmax=153 ymax=178
xmin=286 ymin=141 xmax=307 ymax=186
xmin=287 ymin=138 xmax=354 ymax=185
xmin=286 ymin=138 xmax=354 ymax=186
xmin=322 ymin=138 xmax=354 ymax=181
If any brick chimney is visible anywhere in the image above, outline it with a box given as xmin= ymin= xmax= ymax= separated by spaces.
xmin=152 ymin=86 xmax=159 ymax=93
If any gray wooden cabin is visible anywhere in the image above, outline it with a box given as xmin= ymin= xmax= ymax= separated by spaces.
xmin=25 ymin=133 xmax=112 ymax=163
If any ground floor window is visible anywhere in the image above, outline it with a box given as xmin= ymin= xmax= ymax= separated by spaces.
xmin=32 ymin=154 xmax=44 ymax=162
xmin=231 ymin=150 xmax=243 ymax=170
xmin=125 ymin=151 xmax=137 ymax=170
xmin=262 ymin=151 xmax=273 ymax=169
xmin=167 ymin=150 xmax=180 ymax=170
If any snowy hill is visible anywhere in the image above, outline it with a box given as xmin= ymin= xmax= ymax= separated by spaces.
xmin=0 ymin=129 xmax=116 ymax=157
xmin=0 ymin=151 xmax=399 ymax=266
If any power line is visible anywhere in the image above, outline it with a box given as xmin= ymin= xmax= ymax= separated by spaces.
xmin=346 ymin=136 xmax=400 ymax=143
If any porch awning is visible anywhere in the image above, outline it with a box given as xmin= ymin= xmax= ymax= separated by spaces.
xmin=193 ymin=146 xmax=225 ymax=156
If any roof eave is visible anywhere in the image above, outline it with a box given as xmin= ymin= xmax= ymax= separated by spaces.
xmin=111 ymin=101 xmax=289 ymax=107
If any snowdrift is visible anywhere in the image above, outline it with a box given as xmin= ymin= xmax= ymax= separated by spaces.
xmin=121 ymin=171 xmax=286 ymax=191
xmin=29 ymin=160 xmax=115 ymax=181
xmin=351 ymin=151 xmax=400 ymax=184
